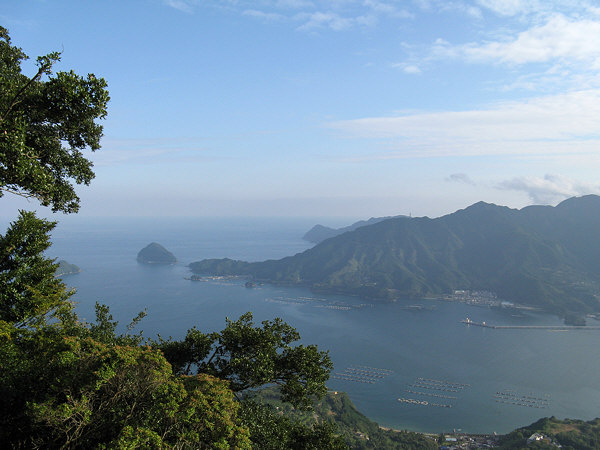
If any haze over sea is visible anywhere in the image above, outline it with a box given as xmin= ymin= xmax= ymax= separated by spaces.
xmin=27 ymin=216 xmax=600 ymax=435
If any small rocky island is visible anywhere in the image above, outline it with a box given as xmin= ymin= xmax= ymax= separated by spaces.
xmin=55 ymin=260 xmax=81 ymax=277
xmin=137 ymin=243 xmax=177 ymax=265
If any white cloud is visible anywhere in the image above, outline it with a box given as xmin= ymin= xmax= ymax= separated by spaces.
xmin=295 ymin=11 xmax=375 ymax=31
xmin=296 ymin=11 xmax=350 ymax=30
xmin=497 ymin=174 xmax=600 ymax=204
xmin=243 ymin=10 xmax=286 ymax=21
xmin=465 ymin=5 xmax=483 ymax=19
xmin=402 ymin=64 xmax=422 ymax=74
xmin=362 ymin=0 xmax=413 ymax=18
xmin=392 ymin=62 xmax=422 ymax=74
xmin=328 ymin=89 xmax=600 ymax=158
xmin=402 ymin=8 xmax=600 ymax=91
xmin=588 ymin=5 xmax=600 ymax=17
xmin=461 ymin=14 xmax=600 ymax=67
xmin=447 ymin=173 xmax=476 ymax=185
xmin=163 ymin=0 xmax=196 ymax=13
xmin=179 ymin=0 xmax=413 ymax=31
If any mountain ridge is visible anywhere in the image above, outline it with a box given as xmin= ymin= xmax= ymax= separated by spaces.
xmin=190 ymin=196 xmax=600 ymax=314
xmin=302 ymin=215 xmax=406 ymax=244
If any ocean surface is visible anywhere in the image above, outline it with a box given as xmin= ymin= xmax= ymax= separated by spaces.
xmin=10 ymin=216 xmax=600 ymax=434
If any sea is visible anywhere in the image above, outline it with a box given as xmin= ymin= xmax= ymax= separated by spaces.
xmin=7 ymin=215 xmax=600 ymax=434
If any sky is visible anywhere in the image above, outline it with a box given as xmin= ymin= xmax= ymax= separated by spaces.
xmin=2 ymin=0 xmax=600 ymax=221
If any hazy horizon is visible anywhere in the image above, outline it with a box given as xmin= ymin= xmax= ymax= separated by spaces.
xmin=0 ymin=191 xmax=589 ymax=224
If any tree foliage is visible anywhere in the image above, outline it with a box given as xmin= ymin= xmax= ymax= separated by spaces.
xmin=1 ymin=327 xmax=251 ymax=448
xmin=32 ymin=341 xmax=250 ymax=449
xmin=238 ymin=400 xmax=346 ymax=450
xmin=0 ymin=211 xmax=72 ymax=328
xmin=0 ymin=215 xmax=252 ymax=447
xmin=246 ymin=387 xmax=439 ymax=450
xmin=500 ymin=416 xmax=600 ymax=450
xmin=157 ymin=312 xmax=333 ymax=409
xmin=0 ymin=26 xmax=109 ymax=213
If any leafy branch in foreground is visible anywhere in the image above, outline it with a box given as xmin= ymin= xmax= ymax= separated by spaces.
xmin=0 ymin=25 xmax=109 ymax=213
xmin=156 ymin=312 xmax=333 ymax=409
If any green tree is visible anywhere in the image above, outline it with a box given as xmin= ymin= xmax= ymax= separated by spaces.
xmin=0 ymin=26 xmax=109 ymax=213
xmin=27 ymin=338 xmax=251 ymax=449
xmin=0 ymin=211 xmax=70 ymax=327
xmin=0 ymin=231 xmax=253 ymax=448
xmin=238 ymin=400 xmax=346 ymax=450
xmin=157 ymin=312 xmax=333 ymax=409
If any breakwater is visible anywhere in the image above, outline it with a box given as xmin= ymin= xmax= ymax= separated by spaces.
xmin=461 ymin=318 xmax=600 ymax=330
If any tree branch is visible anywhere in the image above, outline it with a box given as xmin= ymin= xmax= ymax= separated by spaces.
xmin=0 ymin=65 xmax=46 ymax=124
xmin=0 ymin=186 xmax=45 ymax=202
xmin=205 ymin=344 xmax=223 ymax=367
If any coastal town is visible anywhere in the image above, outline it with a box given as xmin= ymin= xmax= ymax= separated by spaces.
xmin=438 ymin=290 xmax=519 ymax=309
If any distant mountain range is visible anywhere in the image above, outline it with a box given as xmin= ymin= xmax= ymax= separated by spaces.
xmin=302 ymin=216 xmax=406 ymax=243
xmin=190 ymin=196 xmax=600 ymax=315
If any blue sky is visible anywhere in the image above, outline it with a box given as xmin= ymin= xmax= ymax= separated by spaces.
xmin=3 ymin=0 xmax=600 ymax=220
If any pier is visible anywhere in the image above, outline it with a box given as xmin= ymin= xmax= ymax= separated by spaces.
xmin=461 ymin=318 xmax=600 ymax=330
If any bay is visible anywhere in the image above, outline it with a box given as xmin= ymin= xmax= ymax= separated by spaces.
xmin=21 ymin=216 xmax=600 ymax=434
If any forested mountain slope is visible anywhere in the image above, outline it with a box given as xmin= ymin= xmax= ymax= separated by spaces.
xmin=190 ymin=196 xmax=600 ymax=314
xmin=302 ymin=215 xmax=405 ymax=244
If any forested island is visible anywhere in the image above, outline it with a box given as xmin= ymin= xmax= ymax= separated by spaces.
xmin=191 ymin=195 xmax=600 ymax=317
xmin=55 ymin=260 xmax=81 ymax=277
xmin=137 ymin=242 xmax=177 ymax=264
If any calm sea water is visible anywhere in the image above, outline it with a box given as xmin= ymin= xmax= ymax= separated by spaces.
xmin=11 ymin=216 xmax=600 ymax=434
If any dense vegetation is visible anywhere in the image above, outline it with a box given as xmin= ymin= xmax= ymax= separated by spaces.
xmin=249 ymin=387 xmax=438 ymax=449
xmin=500 ymin=416 xmax=600 ymax=449
xmin=191 ymin=198 xmax=600 ymax=315
xmin=0 ymin=27 xmax=339 ymax=449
